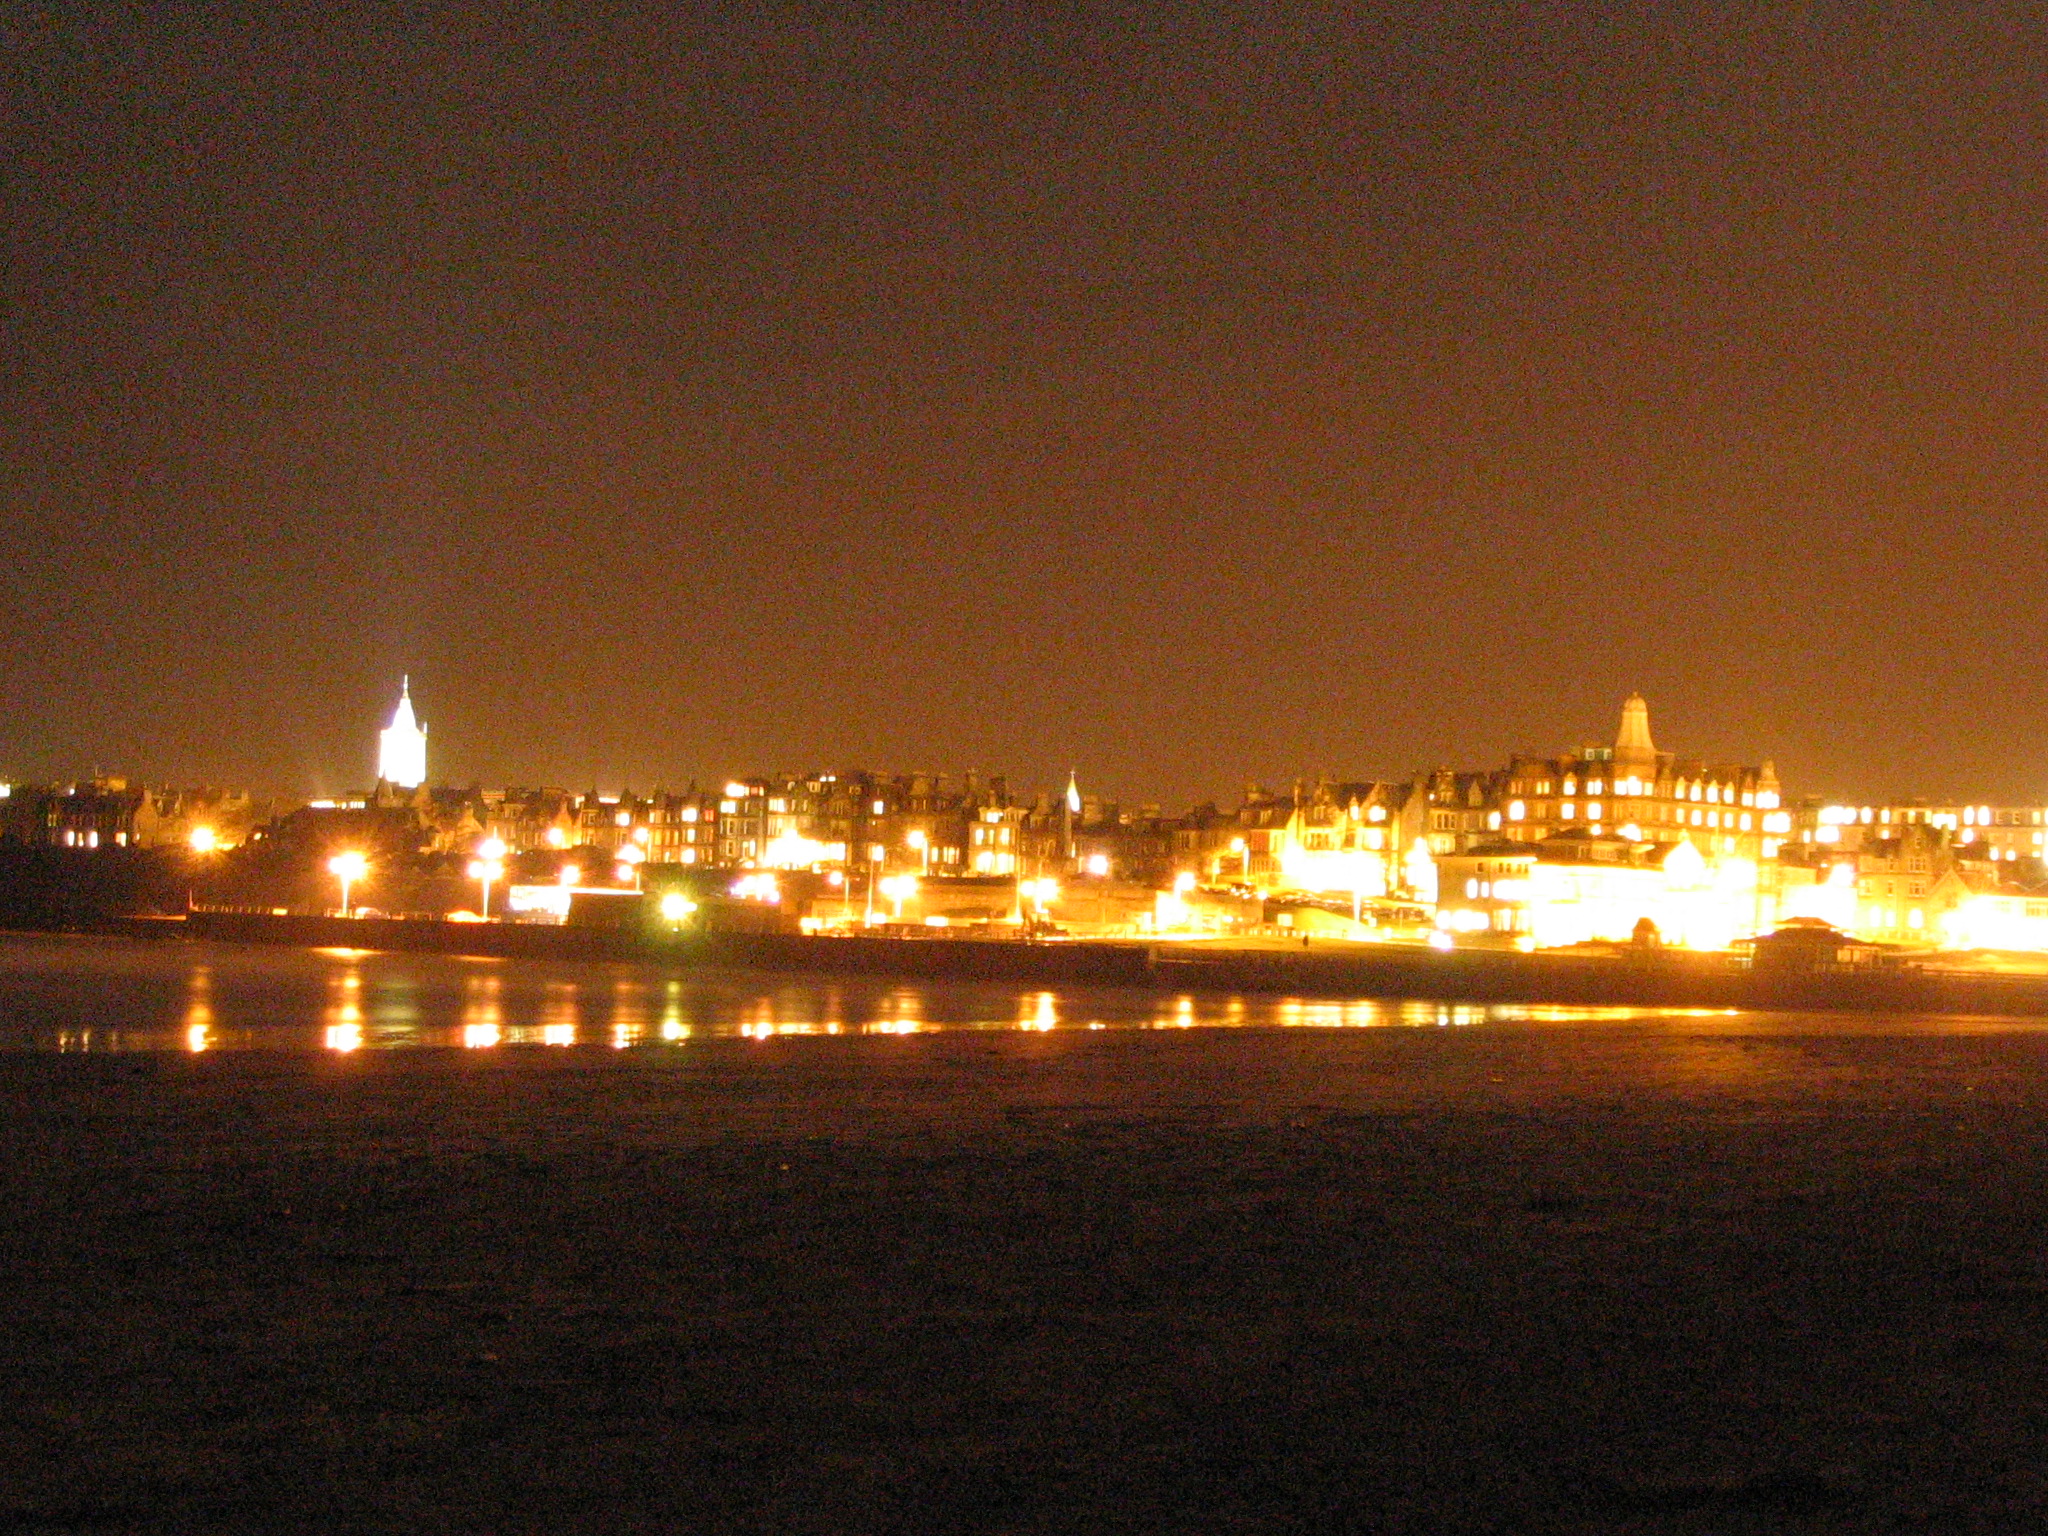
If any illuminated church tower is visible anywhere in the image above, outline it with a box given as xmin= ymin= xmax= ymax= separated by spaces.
xmin=378 ymin=677 xmax=427 ymax=788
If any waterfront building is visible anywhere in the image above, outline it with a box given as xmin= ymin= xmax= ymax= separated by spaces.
xmin=1413 ymin=696 xmax=1790 ymax=947
xmin=0 ymin=778 xmax=155 ymax=848
xmin=1794 ymin=798 xmax=2048 ymax=868
xmin=1434 ymin=831 xmax=1762 ymax=950
xmin=1478 ymin=695 xmax=1788 ymax=861
xmin=1273 ymin=779 xmax=1410 ymax=902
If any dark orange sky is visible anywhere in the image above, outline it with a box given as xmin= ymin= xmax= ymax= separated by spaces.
xmin=4 ymin=4 xmax=2046 ymax=804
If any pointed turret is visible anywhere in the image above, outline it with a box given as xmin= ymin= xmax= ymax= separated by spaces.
xmin=1614 ymin=692 xmax=1657 ymax=780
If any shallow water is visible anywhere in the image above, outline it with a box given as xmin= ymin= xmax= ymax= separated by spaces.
xmin=0 ymin=931 xmax=1792 ymax=1051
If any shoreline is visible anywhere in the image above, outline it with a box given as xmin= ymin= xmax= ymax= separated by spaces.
xmin=54 ymin=909 xmax=2048 ymax=1020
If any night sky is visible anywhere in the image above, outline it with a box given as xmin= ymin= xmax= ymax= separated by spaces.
xmin=6 ymin=4 xmax=2047 ymax=805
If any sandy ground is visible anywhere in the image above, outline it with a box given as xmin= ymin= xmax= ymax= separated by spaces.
xmin=4 ymin=1023 xmax=2048 ymax=1533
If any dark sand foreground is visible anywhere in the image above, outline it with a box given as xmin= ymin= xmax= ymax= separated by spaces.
xmin=4 ymin=1022 xmax=2048 ymax=1533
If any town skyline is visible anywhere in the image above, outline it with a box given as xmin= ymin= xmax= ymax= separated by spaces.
xmin=5 ymin=675 xmax=2047 ymax=811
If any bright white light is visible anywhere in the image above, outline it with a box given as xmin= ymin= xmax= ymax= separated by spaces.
xmin=478 ymin=836 xmax=507 ymax=861
xmin=188 ymin=826 xmax=218 ymax=853
xmin=660 ymin=892 xmax=697 ymax=923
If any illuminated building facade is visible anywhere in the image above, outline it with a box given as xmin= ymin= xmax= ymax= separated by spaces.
xmin=1479 ymin=695 xmax=1787 ymax=860
xmin=1273 ymin=780 xmax=1409 ymax=900
xmin=1435 ymin=832 xmax=1761 ymax=949
xmin=1796 ymin=799 xmax=2048 ymax=868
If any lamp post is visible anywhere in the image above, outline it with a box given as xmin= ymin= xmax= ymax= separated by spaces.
xmin=467 ymin=837 xmax=507 ymax=919
xmin=328 ymin=851 xmax=367 ymax=917
xmin=187 ymin=825 xmax=218 ymax=911
xmin=881 ymin=874 xmax=918 ymax=924
xmin=907 ymin=827 xmax=929 ymax=876
xmin=865 ymin=843 xmax=884 ymax=925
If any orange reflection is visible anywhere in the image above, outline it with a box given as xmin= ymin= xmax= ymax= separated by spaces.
xmin=323 ymin=964 xmax=364 ymax=1051
xmin=461 ymin=973 xmax=503 ymax=1048
xmin=184 ymin=965 xmax=215 ymax=1052
xmin=1019 ymin=991 xmax=1058 ymax=1031
xmin=536 ymin=981 xmax=578 ymax=1046
xmin=610 ymin=975 xmax=649 ymax=1047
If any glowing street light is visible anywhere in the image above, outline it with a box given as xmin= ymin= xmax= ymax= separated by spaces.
xmin=880 ymin=874 xmax=919 ymax=922
xmin=465 ymin=837 xmax=509 ymax=918
xmin=186 ymin=825 xmax=221 ymax=912
xmin=865 ymin=842 xmax=885 ymax=925
xmin=659 ymin=891 xmax=697 ymax=925
xmin=328 ymin=851 xmax=367 ymax=917
xmin=906 ymin=827 xmax=930 ymax=875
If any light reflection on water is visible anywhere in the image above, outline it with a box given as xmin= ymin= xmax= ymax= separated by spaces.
xmin=0 ymin=933 xmax=1970 ymax=1053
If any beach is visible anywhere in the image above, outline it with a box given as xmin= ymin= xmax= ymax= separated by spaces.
xmin=3 ymin=1021 xmax=2047 ymax=1531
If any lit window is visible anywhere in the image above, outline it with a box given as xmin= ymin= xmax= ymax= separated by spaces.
xmin=1587 ymin=802 xmax=1601 ymax=820
xmin=1508 ymin=800 xmax=1526 ymax=821
xmin=1562 ymin=802 xmax=1576 ymax=820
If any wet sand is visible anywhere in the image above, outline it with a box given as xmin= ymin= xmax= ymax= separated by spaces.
xmin=4 ymin=1023 xmax=2048 ymax=1532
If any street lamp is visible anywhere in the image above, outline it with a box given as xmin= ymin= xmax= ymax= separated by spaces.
xmin=467 ymin=856 xmax=505 ymax=920
xmin=328 ymin=851 xmax=367 ymax=917
xmin=865 ymin=843 xmax=885 ymax=925
xmin=906 ymin=827 xmax=929 ymax=875
xmin=880 ymin=874 xmax=918 ymax=923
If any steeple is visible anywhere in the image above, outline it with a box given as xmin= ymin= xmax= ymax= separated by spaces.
xmin=378 ymin=677 xmax=427 ymax=789
xmin=1614 ymin=692 xmax=1657 ymax=778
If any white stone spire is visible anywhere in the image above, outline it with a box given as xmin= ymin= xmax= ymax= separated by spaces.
xmin=378 ymin=676 xmax=427 ymax=788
